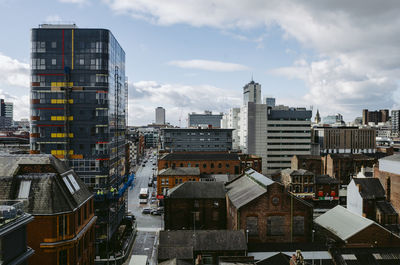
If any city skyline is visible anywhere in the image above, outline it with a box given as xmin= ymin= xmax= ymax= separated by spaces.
xmin=1 ymin=0 xmax=400 ymax=125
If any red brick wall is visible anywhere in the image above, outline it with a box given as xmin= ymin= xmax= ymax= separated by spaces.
xmin=375 ymin=168 xmax=400 ymax=218
xmin=231 ymin=183 xmax=313 ymax=243
xmin=158 ymin=159 xmax=241 ymax=175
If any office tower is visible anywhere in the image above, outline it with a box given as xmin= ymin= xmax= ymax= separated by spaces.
xmin=392 ymin=110 xmax=400 ymax=137
xmin=362 ymin=109 xmax=389 ymax=125
xmin=155 ymin=106 xmax=165 ymax=124
xmin=30 ymin=24 xmax=128 ymax=258
xmin=0 ymin=100 xmax=13 ymax=120
xmin=243 ymin=80 xmax=261 ymax=104
xmin=263 ymin=97 xmax=276 ymax=107
xmin=188 ymin=110 xmax=223 ymax=128
xmin=221 ymin=108 xmax=241 ymax=150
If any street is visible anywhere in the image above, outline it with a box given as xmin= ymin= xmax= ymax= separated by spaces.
xmin=127 ymin=151 xmax=162 ymax=265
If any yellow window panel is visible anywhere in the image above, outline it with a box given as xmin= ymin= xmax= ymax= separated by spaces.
xmin=68 ymin=116 xmax=73 ymax=121
xmin=69 ymin=133 xmax=74 ymax=138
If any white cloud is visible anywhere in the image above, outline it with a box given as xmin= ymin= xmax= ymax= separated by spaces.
xmin=45 ymin=15 xmax=63 ymax=23
xmin=168 ymin=59 xmax=249 ymax=72
xmin=0 ymin=53 xmax=30 ymax=121
xmin=129 ymin=80 xmax=241 ymax=125
xmin=0 ymin=53 xmax=29 ymax=88
xmin=59 ymin=0 xmax=88 ymax=4
xmin=103 ymin=0 xmax=400 ymax=119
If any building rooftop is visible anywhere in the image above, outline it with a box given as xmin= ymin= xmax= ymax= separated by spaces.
xmin=167 ymin=181 xmax=226 ymax=199
xmin=162 ymin=128 xmax=233 ymax=131
xmin=160 ymin=153 xmax=239 ymax=161
xmin=255 ymin=253 xmax=291 ymax=265
xmin=158 ymin=167 xmax=200 ymax=176
xmin=0 ymin=200 xmax=33 ymax=236
xmin=376 ymin=200 xmax=398 ymax=215
xmin=158 ymin=230 xmax=247 ymax=260
xmin=315 ymin=175 xmax=339 ymax=185
xmin=352 ymin=178 xmax=386 ymax=200
xmin=315 ymin=205 xmax=374 ymax=241
xmin=0 ymin=154 xmax=92 ymax=215
xmin=379 ymin=154 xmax=400 ymax=162
xmin=281 ymin=168 xmax=314 ymax=176
xmin=226 ymin=175 xmax=267 ymax=209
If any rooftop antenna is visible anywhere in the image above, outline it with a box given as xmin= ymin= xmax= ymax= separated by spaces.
xmin=251 ymin=73 xmax=254 ymax=82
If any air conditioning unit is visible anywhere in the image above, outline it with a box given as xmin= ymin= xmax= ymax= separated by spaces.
xmin=0 ymin=205 xmax=17 ymax=219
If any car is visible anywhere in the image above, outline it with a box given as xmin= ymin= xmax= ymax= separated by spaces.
xmin=142 ymin=208 xmax=152 ymax=214
xmin=152 ymin=162 xmax=156 ymax=165
xmin=151 ymin=209 xmax=163 ymax=215
xmin=142 ymin=164 xmax=146 ymax=167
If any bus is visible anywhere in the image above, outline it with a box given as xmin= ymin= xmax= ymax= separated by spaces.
xmin=129 ymin=255 xmax=148 ymax=265
xmin=139 ymin=188 xmax=149 ymax=204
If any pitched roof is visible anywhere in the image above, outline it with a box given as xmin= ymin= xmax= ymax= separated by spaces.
xmin=160 ymin=153 xmax=239 ymax=161
xmin=255 ymin=253 xmax=291 ymax=265
xmin=0 ymin=154 xmax=92 ymax=215
xmin=167 ymin=181 xmax=226 ymax=198
xmin=226 ymin=176 xmax=267 ymax=209
xmin=159 ymin=167 xmax=200 ymax=176
xmin=315 ymin=175 xmax=339 ymax=184
xmin=352 ymin=178 xmax=386 ymax=200
xmin=315 ymin=206 xmax=374 ymax=241
xmin=376 ymin=200 xmax=398 ymax=215
xmin=281 ymin=168 xmax=314 ymax=176
xmin=245 ymin=169 xmax=274 ymax=187
xmin=379 ymin=154 xmax=400 ymax=162
xmin=158 ymin=230 xmax=247 ymax=260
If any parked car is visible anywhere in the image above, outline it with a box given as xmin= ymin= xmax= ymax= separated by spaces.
xmin=151 ymin=209 xmax=163 ymax=215
xmin=142 ymin=208 xmax=152 ymax=214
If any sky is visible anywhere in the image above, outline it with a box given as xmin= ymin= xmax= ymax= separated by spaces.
xmin=1 ymin=0 xmax=400 ymax=126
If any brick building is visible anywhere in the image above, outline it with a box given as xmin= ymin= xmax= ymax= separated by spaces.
xmin=315 ymin=206 xmax=400 ymax=248
xmin=158 ymin=153 xmax=242 ymax=175
xmin=0 ymin=154 xmax=96 ymax=265
xmin=362 ymin=109 xmax=389 ymax=125
xmin=375 ymin=154 xmax=400 ymax=217
xmin=292 ymin=154 xmax=377 ymax=185
xmin=312 ymin=126 xmax=376 ymax=154
xmin=164 ymin=181 xmax=226 ymax=230
xmin=291 ymin=155 xmax=322 ymax=175
xmin=157 ymin=167 xmax=201 ymax=195
xmin=226 ymin=169 xmax=313 ymax=243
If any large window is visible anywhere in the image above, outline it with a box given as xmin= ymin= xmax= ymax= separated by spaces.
xmin=58 ymin=215 xmax=68 ymax=238
xmin=59 ymin=249 xmax=67 ymax=265
xmin=293 ymin=216 xmax=305 ymax=236
xmin=267 ymin=216 xmax=285 ymax=236
xmin=246 ymin=216 xmax=258 ymax=236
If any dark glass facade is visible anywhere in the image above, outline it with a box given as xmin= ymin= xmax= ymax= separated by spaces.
xmin=30 ymin=26 xmax=127 ymax=189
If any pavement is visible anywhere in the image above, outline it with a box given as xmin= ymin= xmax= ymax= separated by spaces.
xmin=126 ymin=151 xmax=162 ymax=265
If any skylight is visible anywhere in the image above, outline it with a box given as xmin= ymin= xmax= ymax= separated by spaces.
xmin=67 ymin=174 xmax=80 ymax=192
xmin=18 ymin=180 xmax=31 ymax=199
xmin=63 ymin=177 xmax=75 ymax=194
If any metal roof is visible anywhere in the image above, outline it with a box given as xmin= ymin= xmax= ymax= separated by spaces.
xmin=160 ymin=153 xmax=239 ymax=161
xmin=226 ymin=175 xmax=266 ymax=209
xmin=167 ymin=181 xmax=226 ymax=199
xmin=314 ymin=206 xmax=374 ymax=241
xmin=245 ymin=169 xmax=274 ymax=187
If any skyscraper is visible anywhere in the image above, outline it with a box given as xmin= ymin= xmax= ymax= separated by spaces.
xmin=155 ymin=106 xmax=166 ymax=124
xmin=30 ymin=24 xmax=128 ymax=258
xmin=243 ymin=80 xmax=261 ymax=104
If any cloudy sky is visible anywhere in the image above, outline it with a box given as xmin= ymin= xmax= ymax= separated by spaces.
xmin=1 ymin=0 xmax=400 ymax=126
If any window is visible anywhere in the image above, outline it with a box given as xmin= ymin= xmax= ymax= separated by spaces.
xmin=202 ymin=255 xmax=213 ymax=265
xmin=267 ymin=216 xmax=285 ymax=236
xmin=58 ymin=215 xmax=68 ymax=237
xmin=211 ymin=163 xmax=214 ymax=168
xmin=194 ymin=200 xmax=199 ymax=208
xmin=180 ymin=163 xmax=183 ymax=167
xmin=59 ymin=249 xmax=67 ymax=265
xmin=246 ymin=216 xmax=258 ymax=236
xmin=80 ymin=59 xmax=84 ymax=65
xmin=195 ymin=164 xmax=199 ymax=167
xmin=218 ymin=163 xmax=222 ymax=168
xmin=293 ymin=216 xmax=305 ymax=236
xmin=52 ymin=59 xmax=56 ymax=65
xmin=203 ymin=164 xmax=207 ymax=168
xmin=226 ymin=163 xmax=230 ymax=168
xmin=212 ymin=211 xmax=219 ymax=221
xmin=18 ymin=180 xmax=31 ymax=199
xmin=51 ymin=41 xmax=57 ymax=48
xmin=194 ymin=211 xmax=200 ymax=221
